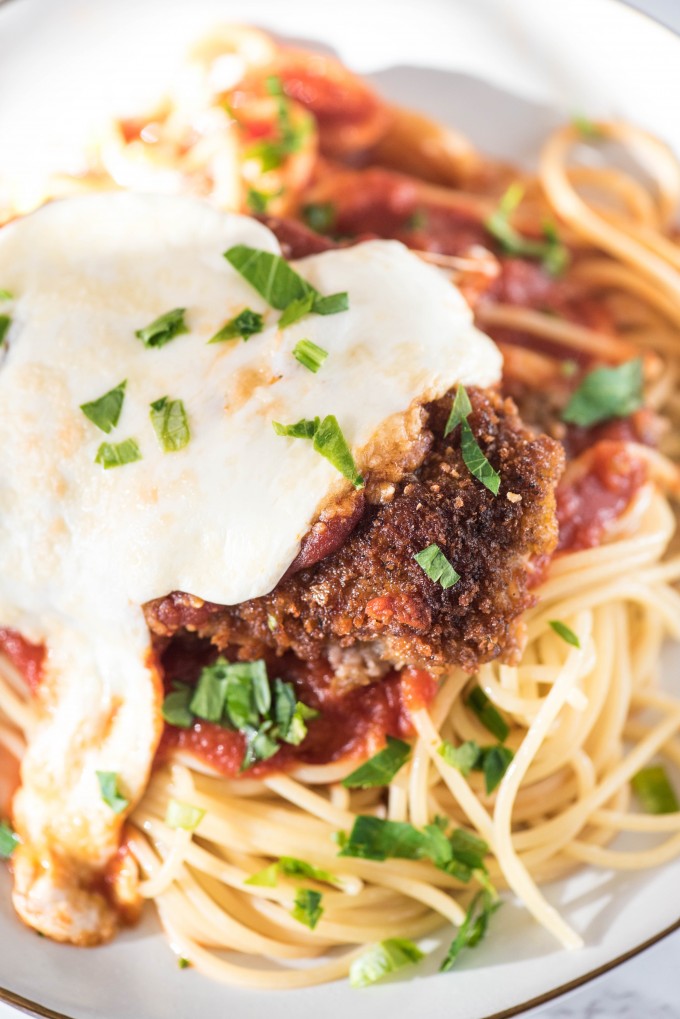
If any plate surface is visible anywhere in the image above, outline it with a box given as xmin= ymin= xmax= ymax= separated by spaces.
xmin=0 ymin=1 xmax=679 ymax=1017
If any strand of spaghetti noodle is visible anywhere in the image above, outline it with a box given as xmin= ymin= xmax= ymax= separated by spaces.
xmin=0 ymin=660 xmax=33 ymax=735
xmin=0 ymin=722 xmax=24 ymax=760
xmin=566 ymin=832 xmax=680 ymax=869
xmin=540 ymin=124 xmax=680 ymax=302
xmin=475 ymin=303 xmax=639 ymax=362
xmin=491 ymin=614 xmax=591 ymax=949
xmin=571 ymin=259 xmax=680 ymax=333
xmin=565 ymin=165 xmax=660 ymax=228
xmin=591 ymin=809 xmax=680 ymax=832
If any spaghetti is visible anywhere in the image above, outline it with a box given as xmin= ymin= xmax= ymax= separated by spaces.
xmin=0 ymin=25 xmax=680 ymax=990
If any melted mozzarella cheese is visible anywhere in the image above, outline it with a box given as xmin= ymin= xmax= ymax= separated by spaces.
xmin=0 ymin=193 xmax=501 ymax=940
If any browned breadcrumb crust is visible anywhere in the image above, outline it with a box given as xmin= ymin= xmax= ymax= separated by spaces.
xmin=145 ymin=388 xmax=564 ymax=681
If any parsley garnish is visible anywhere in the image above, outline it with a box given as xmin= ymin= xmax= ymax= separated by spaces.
xmin=572 ymin=115 xmax=603 ymax=140
xmin=209 ymin=308 xmax=264 ymax=344
xmin=350 ymin=939 xmax=425 ymax=988
xmin=485 ymin=184 xmax=570 ymax=277
xmin=279 ymin=293 xmax=314 ymax=328
xmin=246 ymin=84 xmax=311 ymax=171
xmin=96 ymin=771 xmax=129 ymax=814
xmin=0 ymin=315 xmax=11 ymax=346
xmin=135 ymin=308 xmax=188 ymax=348
xmin=246 ymin=857 xmax=340 ymax=888
xmin=466 ymin=686 xmax=510 ymax=743
xmin=246 ymin=187 xmax=279 ymax=214
xmin=0 ymin=821 xmax=19 ymax=860
xmin=165 ymin=799 xmax=205 ymax=831
xmin=342 ymin=737 xmax=411 ymax=789
xmin=413 ymin=543 xmax=460 ymax=590
xmin=291 ymin=888 xmax=323 ymax=929
xmin=149 ymin=397 xmax=190 ymax=453
xmin=273 ymin=415 xmax=364 ymax=489
xmin=302 ymin=202 xmax=336 ymax=234
xmin=632 ymin=766 xmax=679 ymax=814
xmin=94 ymin=438 xmax=142 ymax=470
xmin=549 ymin=620 xmax=581 ymax=648
xmin=0 ymin=289 xmax=12 ymax=301
xmin=161 ymin=659 xmax=318 ymax=771
xmin=440 ymin=890 xmax=500 ymax=971
xmin=80 ymin=380 xmax=127 ymax=434
xmin=293 ymin=338 xmax=328 ymax=373
xmin=339 ymin=816 xmax=488 ymax=882
xmin=444 ymin=384 xmax=501 ymax=495
xmin=224 ymin=245 xmax=348 ymax=319
xmin=562 ymin=358 xmax=643 ymax=427
xmin=439 ymin=740 xmax=514 ymax=794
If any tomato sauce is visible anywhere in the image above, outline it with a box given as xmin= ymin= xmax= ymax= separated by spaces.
xmin=556 ymin=440 xmax=648 ymax=552
xmin=158 ymin=644 xmax=438 ymax=779
xmin=0 ymin=628 xmax=44 ymax=693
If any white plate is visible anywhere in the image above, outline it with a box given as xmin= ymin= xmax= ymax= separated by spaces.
xmin=0 ymin=0 xmax=679 ymax=1016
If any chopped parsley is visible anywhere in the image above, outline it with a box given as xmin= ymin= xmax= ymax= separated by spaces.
xmin=439 ymin=740 xmax=514 ymax=794
xmin=444 ymin=385 xmax=501 ymax=495
xmin=342 ymin=737 xmax=412 ymax=789
xmin=0 ymin=315 xmax=11 ymax=346
xmin=273 ymin=415 xmax=364 ymax=489
xmin=485 ymin=183 xmax=570 ymax=277
xmin=246 ymin=187 xmax=281 ymax=214
xmin=245 ymin=82 xmax=312 ymax=171
xmin=0 ymin=289 xmax=13 ymax=301
xmin=96 ymin=771 xmax=129 ymax=814
xmin=94 ymin=438 xmax=142 ymax=470
xmin=246 ymin=857 xmax=341 ymax=888
xmin=338 ymin=815 xmax=489 ymax=883
xmin=0 ymin=821 xmax=19 ymax=860
xmin=572 ymin=115 xmax=603 ymax=140
xmin=80 ymin=380 xmax=127 ymax=434
xmin=350 ymin=938 xmax=425 ymax=988
xmin=279 ymin=293 xmax=315 ymax=328
xmin=549 ymin=620 xmax=581 ymax=648
xmin=302 ymin=202 xmax=337 ymax=234
xmin=440 ymin=890 xmax=500 ymax=972
xmin=413 ymin=543 xmax=460 ymax=590
xmin=209 ymin=308 xmax=264 ymax=343
xmin=149 ymin=397 xmax=190 ymax=453
xmin=165 ymin=799 xmax=205 ymax=832
xmin=562 ymin=358 xmax=643 ymax=428
xmin=293 ymin=338 xmax=328 ymax=373
xmin=135 ymin=308 xmax=188 ymax=348
xmin=291 ymin=888 xmax=323 ymax=929
xmin=632 ymin=766 xmax=679 ymax=815
xmin=466 ymin=686 xmax=510 ymax=743
xmin=224 ymin=246 xmax=348 ymax=319
xmin=161 ymin=658 xmax=318 ymax=771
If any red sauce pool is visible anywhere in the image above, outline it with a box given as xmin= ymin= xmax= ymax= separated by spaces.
xmin=159 ymin=653 xmax=438 ymax=779
xmin=557 ymin=440 xmax=647 ymax=552
xmin=0 ymin=628 xmax=44 ymax=693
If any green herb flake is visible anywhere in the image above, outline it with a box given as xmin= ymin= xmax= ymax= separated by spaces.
xmin=0 ymin=821 xmax=19 ymax=860
xmin=342 ymin=736 xmax=412 ymax=789
xmin=0 ymin=315 xmax=11 ymax=346
xmin=549 ymin=620 xmax=581 ymax=649
xmin=273 ymin=414 xmax=364 ymax=489
xmin=190 ymin=660 xmax=231 ymax=723
xmin=245 ymin=862 xmax=280 ymax=887
xmin=438 ymin=740 xmax=482 ymax=777
xmin=413 ymin=543 xmax=460 ymax=590
xmin=279 ymin=857 xmax=339 ymax=887
xmin=350 ymin=938 xmax=425 ymax=988
xmin=149 ymin=397 xmax=190 ymax=453
xmin=293 ymin=338 xmax=329 ymax=374
xmin=209 ymin=308 xmax=264 ymax=344
xmin=481 ymin=745 xmax=514 ymax=794
xmin=80 ymin=380 xmax=127 ymax=434
xmin=279 ymin=293 xmax=315 ymax=328
xmin=94 ymin=438 xmax=142 ymax=470
xmin=632 ymin=766 xmax=679 ymax=815
xmin=96 ymin=771 xmax=129 ymax=814
xmin=466 ymin=686 xmax=510 ymax=743
xmin=135 ymin=308 xmax=188 ymax=349
xmin=573 ymin=115 xmax=603 ymax=140
xmin=291 ymin=888 xmax=323 ymax=929
xmin=177 ymin=957 xmax=191 ymax=970
xmin=302 ymin=202 xmax=336 ymax=234
xmin=562 ymin=358 xmax=643 ymax=428
xmin=485 ymin=184 xmax=570 ymax=277
xmin=0 ymin=289 xmax=13 ymax=301
xmin=246 ymin=187 xmax=282 ymax=214
xmin=224 ymin=245 xmax=349 ymax=319
xmin=165 ymin=798 xmax=205 ymax=832
xmin=161 ymin=685 xmax=194 ymax=729
xmin=440 ymin=890 xmax=500 ymax=972
xmin=444 ymin=385 xmax=500 ymax=495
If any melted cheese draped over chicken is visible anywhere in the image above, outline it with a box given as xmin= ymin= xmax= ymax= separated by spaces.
xmin=0 ymin=193 xmax=501 ymax=942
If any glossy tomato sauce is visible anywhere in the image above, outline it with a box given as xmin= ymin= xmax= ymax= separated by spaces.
xmin=158 ymin=642 xmax=437 ymax=778
xmin=0 ymin=628 xmax=44 ymax=693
